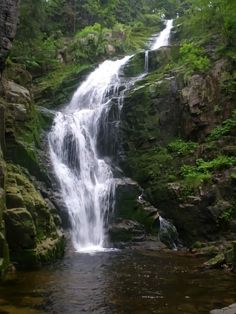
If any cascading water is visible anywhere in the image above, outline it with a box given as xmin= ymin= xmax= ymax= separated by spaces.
xmin=49 ymin=20 xmax=173 ymax=253
xmin=144 ymin=51 xmax=149 ymax=73
xmin=151 ymin=19 xmax=173 ymax=50
xmin=49 ymin=57 xmax=130 ymax=253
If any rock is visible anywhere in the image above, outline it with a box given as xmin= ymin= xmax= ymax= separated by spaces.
xmin=210 ymin=303 xmax=236 ymax=314
xmin=159 ymin=217 xmax=179 ymax=249
xmin=13 ymin=103 xmax=28 ymax=121
xmin=0 ymin=0 xmax=20 ymax=73
xmin=0 ymin=103 xmax=6 ymax=152
xmin=114 ymin=177 xmax=141 ymax=217
xmin=3 ymin=164 xmax=65 ymax=268
xmin=203 ymin=253 xmax=225 ymax=269
xmin=106 ymin=44 xmax=116 ymax=55
xmin=109 ymin=219 xmax=145 ymax=242
xmin=4 ymin=207 xmax=37 ymax=250
xmin=5 ymin=81 xmax=31 ymax=104
xmin=233 ymin=241 xmax=236 ymax=272
xmin=6 ymin=189 xmax=24 ymax=208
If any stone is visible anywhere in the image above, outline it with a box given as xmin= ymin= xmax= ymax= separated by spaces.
xmin=114 ymin=177 xmax=141 ymax=217
xmin=109 ymin=219 xmax=145 ymax=242
xmin=6 ymin=191 xmax=24 ymax=208
xmin=13 ymin=103 xmax=28 ymax=121
xmin=106 ymin=44 xmax=116 ymax=55
xmin=233 ymin=241 xmax=236 ymax=272
xmin=4 ymin=207 xmax=37 ymax=250
xmin=5 ymin=81 xmax=31 ymax=104
xmin=0 ymin=103 xmax=6 ymax=152
xmin=210 ymin=303 xmax=236 ymax=314
xmin=0 ymin=0 xmax=20 ymax=72
xmin=203 ymin=253 xmax=225 ymax=269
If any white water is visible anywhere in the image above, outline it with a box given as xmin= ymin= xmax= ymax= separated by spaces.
xmin=144 ymin=50 xmax=149 ymax=73
xmin=151 ymin=19 xmax=173 ymax=50
xmin=49 ymin=20 xmax=173 ymax=253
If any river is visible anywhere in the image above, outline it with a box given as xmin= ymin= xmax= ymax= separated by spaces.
xmin=1 ymin=246 xmax=236 ymax=313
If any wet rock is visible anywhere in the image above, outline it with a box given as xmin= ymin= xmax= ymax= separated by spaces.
xmin=114 ymin=177 xmax=141 ymax=217
xmin=210 ymin=303 xmax=236 ymax=314
xmin=203 ymin=253 xmax=225 ymax=269
xmin=4 ymin=207 xmax=37 ymax=250
xmin=109 ymin=219 xmax=145 ymax=242
xmin=3 ymin=164 xmax=65 ymax=268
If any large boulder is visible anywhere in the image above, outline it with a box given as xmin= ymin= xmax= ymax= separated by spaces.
xmin=4 ymin=164 xmax=65 ymax=268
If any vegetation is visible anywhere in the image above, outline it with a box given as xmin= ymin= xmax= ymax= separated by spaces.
xmin=9 ymin=0 xmax=178 ymax=76
xmin=167 ymin=139 xmax=197 ymax=156
xmin=208 ymin=110 xmax=236 ymax=141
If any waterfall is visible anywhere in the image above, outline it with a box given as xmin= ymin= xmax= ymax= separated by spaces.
xmin=144 ymin=51 xmax=149 ymax=73
xmin=151 ymin=19 xmax=173 ymax=50
xmin=49 ymin=20 xmax=173 ymax=253
xmin=48 ymin=57 xmax=130 ymax=253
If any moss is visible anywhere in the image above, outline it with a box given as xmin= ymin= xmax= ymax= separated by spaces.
xmin=35 ymin=64 xmax=93 ymax=109
xmin=4 ymin=164 xmax=65 ymax=268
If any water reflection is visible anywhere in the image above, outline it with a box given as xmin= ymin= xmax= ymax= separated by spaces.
xmin=0 ymin=247 xmax=236 ymax=313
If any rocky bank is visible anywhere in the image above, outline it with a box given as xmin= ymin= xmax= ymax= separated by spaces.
xmin=0 ymin=0 xmax=64 ymax=278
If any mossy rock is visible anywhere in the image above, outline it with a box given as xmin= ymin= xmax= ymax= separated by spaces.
xmin=12 ymin=236 xmax=65 ymax=269
xmin=109 ymin=219 xmax=145 ymax=243
xmin=4 ymin=207 xmax=37 ymax=250
xmin=4 ymin=164 xmax=65 ymax=268
xmin=204 ymin=253 xmax=225 ymax=269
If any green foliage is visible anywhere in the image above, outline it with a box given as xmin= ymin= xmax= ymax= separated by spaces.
xmin=178 ymin=41 xmax=211 ymax=77
xmin=197 ymin=156 xmax=236 ymax=172
xmin=181 ymin=155 xmax=236 ymax=188
xmin=218 ymin=204 xmax=236 ymax=224
xmin=180 ymin=0 xmax=236 ymax=56
xmin=208 ymin=110 xmax=236 ymax=141
xmin=141 ymin=13 xmax=163 ymax=27
xmin=128 ymin=148 xmax=173 ymax=184
xmin=220 ymin=71 xmax=236 ymax=95
xmin=167 ymin=139 xmax=197 ymax=155
xmin=180 ymin=165 xmax=212 ymax=188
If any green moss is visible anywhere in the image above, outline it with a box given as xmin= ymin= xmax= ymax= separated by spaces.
xmin=5 ymin=164 xmax=65 ymax=268
xmin=127 ymin=148 xmax=173 ymax=184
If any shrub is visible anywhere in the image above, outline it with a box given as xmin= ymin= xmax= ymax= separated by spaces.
xmin=168 ymin=139 xmax=197 ymax=155
xmin=208 ymin=110 xmax=236 ymax=141
xmin=196 ymin=156 xmax=236 ymax=172
xmin=178 ymin=41 xmax=211 ymax=77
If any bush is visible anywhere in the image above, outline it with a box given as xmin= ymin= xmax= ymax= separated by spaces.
xmin=180 ymin=155 xmax=236 ymax=188
xmin=180 ymin=164 xmax=212 ymax=188
xmin=178 ymin=41 xmax=211 ymax=77
xmin=168 ymin=139 xmax=197 ymax=155
xmin=197 ymin=156 xmax=236 ymax=172
xmin=208 ymin=110 xmax=236 ymax=141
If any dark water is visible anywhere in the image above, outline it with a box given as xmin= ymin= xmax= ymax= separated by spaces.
xmin=1 ymin=246 xmax=236 ymax=314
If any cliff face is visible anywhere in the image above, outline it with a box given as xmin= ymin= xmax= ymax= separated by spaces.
xmin=0 ymin=0 xmax=20 ymax=73
xmin=0 ymin=0 xmax=65 ymax=278
xmin=0 ymin=0 xmax=20 ymax=278
xmin=120 ymin=47 xmax=236 ymax=245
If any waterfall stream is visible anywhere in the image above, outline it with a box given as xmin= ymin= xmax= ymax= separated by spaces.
xmin=49 ymin=20 xmax=173 ymax=253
